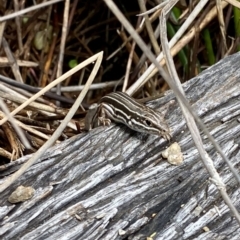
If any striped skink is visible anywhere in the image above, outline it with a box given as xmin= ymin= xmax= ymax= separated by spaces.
xmin=85 ymin=91 xmax=171 ymax=140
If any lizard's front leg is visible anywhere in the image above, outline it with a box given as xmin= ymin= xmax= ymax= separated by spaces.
xmin=84 ymin=103 xmax=99 ymax=130
xmin=97 ymin=103 xmax=112 ymax=126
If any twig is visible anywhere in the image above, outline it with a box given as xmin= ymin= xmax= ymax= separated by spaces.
xmin=0 ymin=99 xmax=31 ymax=149
xmin=122 ymin=41 xmax=136 ymax=92
xmin=136 ymin=1 xmax=167 ymax=16
xmin=56 ymin=0 xmax=70 ymax=104
xmin=0 ymin=92 xmax=68 ymax=115
xmin=224 ymin=0 xmax=240 ymax=8
xmin=40 ymin=22 xmax=59 ymax=87
xmin=13 ymin=0 xmax=23 ymax=54
xmin=216 ymin=0 xmax=227 ymax=50
xmin=138 ymin=0 xmax=160 ymax=54
xmin=0 ymin=111 xmax=51 ymax=141
xmin=0 ymin=0 xmax=64 ymax=22
xmin=0 ymin=57 xmax=38 ymax=67
xmin=2 ymin=37 xmax=23 ymax=83
xmin=0 ymin=20 xmax=5 ymax=46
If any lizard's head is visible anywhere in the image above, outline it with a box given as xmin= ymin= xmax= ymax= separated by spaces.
xmin=129 ymin=106 xmax=171 ymax=140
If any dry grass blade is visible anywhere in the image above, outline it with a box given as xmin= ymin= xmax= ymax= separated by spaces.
xmin=56 ymin=0 xmax=70 ymax=100
xmin=0 ymin=81 xmax=28 ymax=100
xmin=216 ymin=0 xmax=227 ymax=50
xmin=0 ymin=0 xmax=64 ymax=22
xmin=51 ymin=80 xmax=123 ymax=92
xmin=0 ymin=111 xmax=51 ymax=141
xmin=122 ymin=41 xmax=136 ymax=92
xmin=13 ymin=0 xmax=23 ymax=54
xmin=1 ymin=121 xmax=24 ymax=160
xmin=2 ymin=37 xmax=23 ymax=83
xmin=0 ymin=51 xmax=103 ymax=192
xmin=225 ymin=0 xmax=240 ymax=8
xmin=0 ymin=57 xmax=38 ymax=67
xmin=136 ymin=1 xmax=167 ymax=16
xmin=0 ymin=99 xmax=31 ymax=149
xmin=138 ymin=0 xmax=160 ymax=54
xmin=0 ymin=20 xmax=5 ymax=46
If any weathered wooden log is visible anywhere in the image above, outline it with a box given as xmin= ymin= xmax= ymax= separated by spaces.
xmin=1 ymin=52 xmax=240 ymax=240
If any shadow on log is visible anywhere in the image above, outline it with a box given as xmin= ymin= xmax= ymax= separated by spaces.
xmin=1 ymin=53 xmax=240 ymax=239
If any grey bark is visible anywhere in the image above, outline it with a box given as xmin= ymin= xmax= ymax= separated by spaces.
xmin=1 ymin=53 xmax=240 ymax=239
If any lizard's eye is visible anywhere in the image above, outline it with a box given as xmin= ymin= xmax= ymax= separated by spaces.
xmin=144 ymin=119 xmax=152 ymax=126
